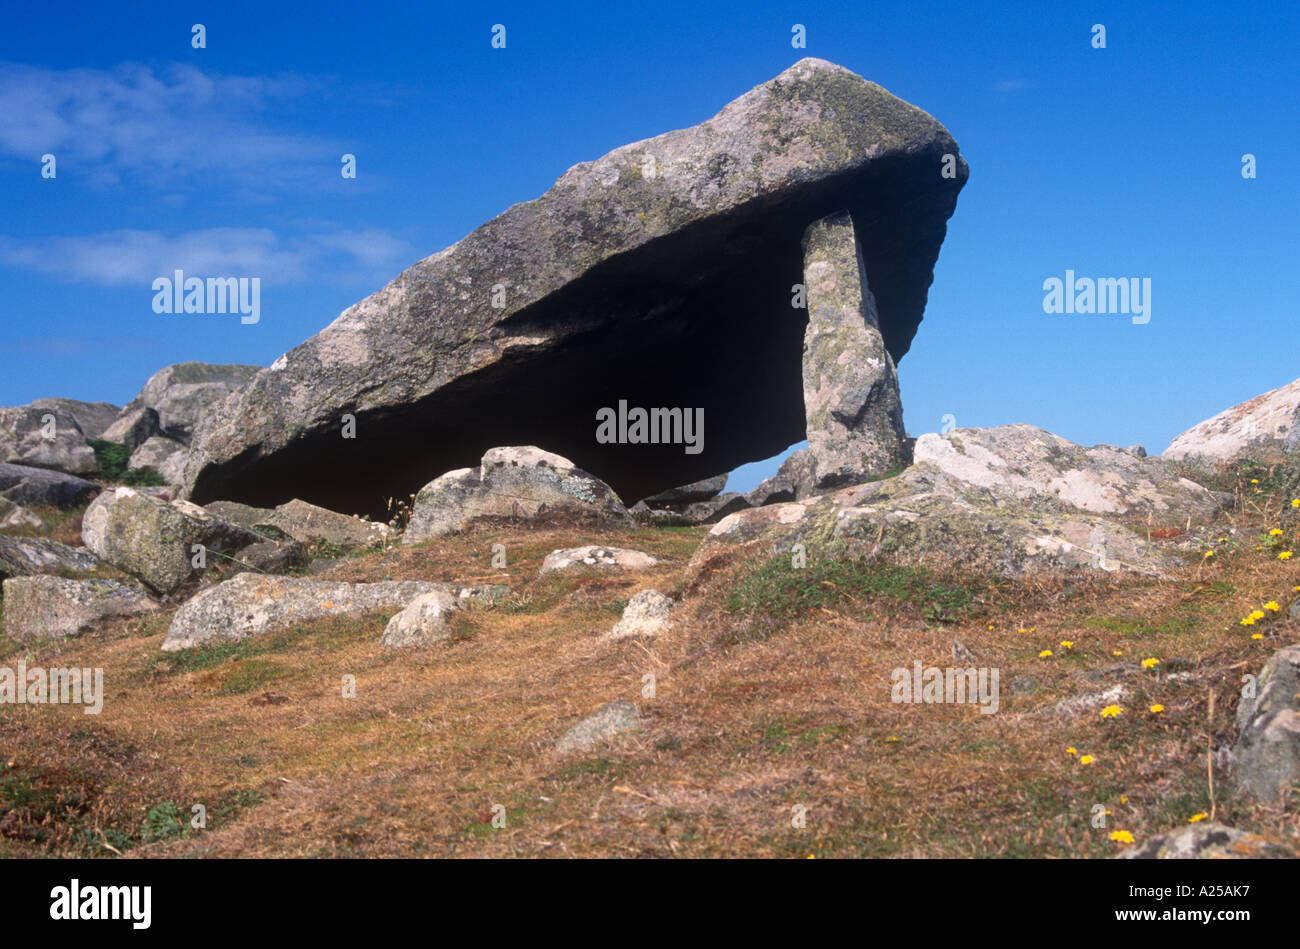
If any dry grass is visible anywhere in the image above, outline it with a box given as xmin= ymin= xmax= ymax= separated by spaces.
xmin=0 ymin=492 xmax=1298 ymax=858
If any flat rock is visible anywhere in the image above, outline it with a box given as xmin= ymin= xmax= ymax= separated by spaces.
xmin=555 ymin=700 xmax=641 ymax=755
xmin=640 ymin=474 xmax=728 ymax=507
xmin=380 ymin=591 xmax=461 ymax=648
xmin=1232 ymin=645 xmax=1300 ymax=807
xmin=539 ymin=545 xmax=659 ymax=575
xmin=100 ymin=406 xmax=160 ymax=452
xmin=161 ymin=573 xmax=489 ymax=651
xmin=608 ymin=589 xmax=674 ymax=639
xmin=202 ymin=500 xmax=278 ymax=531
xmin=259 ymin=498 xmax=392 ymax=550
xmin=1165 ymin=377 xmax=1300 ymax=463
xmin=183 ymin=58 xmax=966 ymax=515
xmin=0 ymin=405 xmax=95 ymax=475
xmin=231 ymin=539 xmax=306 ymax=574
xmin=81 ymin=487 xmax=261 ymax=594
xmin=2 ymin=576 xmax=158 ymax=642
xmin=1116 ymin=822 xmax=1288 ymax=859
xmin=0 ymin=535 xmax=100 ymax=582
xmin=404 ymin=447 xmax=632 ymax=542
xmin=0 ymin=462 xmax=100 ymax=508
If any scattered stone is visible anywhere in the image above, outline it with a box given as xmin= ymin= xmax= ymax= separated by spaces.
xmin=27 ymin=399 xmax=120 ymax=440
xmin=404 ymin=447 xmax=633 ymax=542
xmin=539 ymin=545 xmax=659 ymax=575
xmin=1052 ymin=685 xmax=1129 ymax=717
xmin=162 ymin=574 xmax=492 ymax=651
xmin=555 ymin=700 xmax=641 ymax=755
xmin=81 ymin=487 xmax=261 ymax=594
xmin=1115 ymin=822 xmax=1288 ymax=859
xmin=0 ymin=405 xmax=95 ymax=474
xmin=1123 ymin=444 xmax=1147 ymax=458
xmin=608 ymin=590 xmax=674 ymax=639
xmin=680 ymin=492 xmax=752 ymax=524
xmin=231 ymin=540 xmax=306 ymax=575
xmin=259 ymin=498 xmax=392 ymax=550
xmin=640 ymin=475 xmax=728 ymax=507
xmin=951 ymin=638 xmax=977 ymax=663
xmin=0 ymin=462 xmax=99 ymax=508
xmin=380 ymin=591 xmax=462 ymax=648
xmin=2 ymin=576 xmax=158 ymax=642
xmin=1009 ymin=675 xmax=1041 ymax=696
xmin=0 ymin=496 xmax=48 ymax=531
xmin=202 ymin=500 xmax=278 ymax=531
xmin=1232 ymin=645 xmax=1300 ymax=807
xmin=100 ymin=406 xmax=160 ymax=453
xmin=1164 ymin=376 xmax=1300 ymax=463
xmin=0 ymin=535 xmax=100 ymax=582
xmin=183 ymin=58 xmax=966 ymax=513
xmin=128 ymin=436 xmax=189 ymax=486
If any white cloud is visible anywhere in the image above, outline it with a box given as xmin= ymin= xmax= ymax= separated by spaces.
xmin=0 ymin=227 xmax=415 ymax=288
xmin=0 ymin=61 xmax=335 ymax=187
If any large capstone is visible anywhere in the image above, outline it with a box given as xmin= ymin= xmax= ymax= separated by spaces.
xmin=182 ymin=58 xmax=966 ymax=515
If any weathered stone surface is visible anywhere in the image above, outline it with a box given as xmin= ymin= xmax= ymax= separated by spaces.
xmin=380 ymin=591 xmax=461 ymax=648
xmin=678 ymin=492 xmax=753 ymax=524
xmin=231 ymin=539 xmax=306 ymax=574
xmin=128 ymin=436 xmax=189 ymax=486
xmin=0 ymin=406 xmax=95 ymax=475
xmin=747 ymin=449 xmax=815 ymax=505
xmin=183 ymin=58 xmax=966 ymax=515
xmin=2 ymin=576 xmax=158 ymax=642
xmin=111 ymin=362 xmax=260 ymax=447
xmin=641 ymin=474 xmax=729 ymax=507
xmin=202 ymin=500 xmax=278 ymax=531
xmin=798 ymin=211 xmax=905 ymax=492
xmin=0 ymin=535 xmax=100 ymax=582
xmin=555 ymin=700 xmax=641 ymax=755
xmin=161 ymin=573 xmax=486 ymax=651
xmin=913 ymin=425 xmax=1221 ymax=521
xmin=81 ymin=487 xmax=261 ymax=594
xmin=28 ymin=399 xmax=121 ymax=439
xmin=0 ymin=462 xmax=99 ymax=508
xmin=404 ymin=447 xmax=633 ymax=542
xmin=0 ymin=496 xmax=48 ymax=531
xmin=690 ymin=426 xmax=1224 ymax=581
xmin=260 ymin=498 xmax=392 ymax=550
xmin=539 ymin=545 xmax=660 ymax=575
xmin=1115 ymin=822 xmax=1288 ymax=859
xmin=1232 ymin=645 xmax=1300 ymax=807
xmin=608 ymin=589 xmax=674 ymax=639
xmin=100 ymin=406 xmax=159 ymax=453
xmin=1165 ymin=377 xmax=1300 ymax=463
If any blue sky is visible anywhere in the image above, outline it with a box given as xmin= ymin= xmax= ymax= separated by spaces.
xmin=2 ymin=0 xmax=1297 ymax=493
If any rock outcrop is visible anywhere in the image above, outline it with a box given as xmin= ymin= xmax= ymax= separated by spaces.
xmin=1232 ymin=645 xmax=1300 ymax=807
xmin=404 ymin=447 xmax=633 ymax=542
xmin=691 ymin=425 xmax=1225 ymax=580
xmin=380 ymin=591 xmax=462 ymax=648
xmin=182 ymin=58 xmax=966 ymax=515
xmin=1164 ymin=376 xmax=1300 ymax=463
xmin=128 ymin=436 xmax=189 ymax=486
xmin=27 ymin=399 xmax=120 ymax=440
xmin=2 ymin=576 xmax=159 ymax=642
xmin=608 ymin=589 xmax=674 ymax=639
xmin=1115 ymin=822 xmax=1288 ymax=859
xmin=162 ymin=574 xmax=489 ymax=651
xmin=0 ymin=405 xmax=95 ymax=475
xmin=106 ymin=362 xmax=260 ymax=448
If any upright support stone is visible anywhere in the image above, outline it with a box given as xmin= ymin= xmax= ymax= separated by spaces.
xmin=799 ymin=210 xmax=906 ymax=491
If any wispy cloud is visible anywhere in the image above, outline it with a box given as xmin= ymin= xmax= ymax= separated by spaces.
xmin=0 ymin=227 xmax=416 ymax=288
xmin=991 ymin=78 xmax=1036 ymax=93
xmin=0 ymin=62 xmax=339 ymax=188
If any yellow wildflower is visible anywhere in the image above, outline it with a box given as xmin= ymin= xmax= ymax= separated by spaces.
xmin=1281 ymin=551 xmax=1294 ymax=560
xmin=1100 ymin=705 xmax=1123 ymax=719
xmin=1270 ymin=528 xmax=1284 ymax=536
xmin=1189 ymin=812 xmax=1208 ymax=823
xmin=1141 ymin=657 xmax=1160 ymax=669
xmin=1079 ymin=755 xmax=1095 ymax=765
xmin=1110 ymin=830 xmax=1134 ymax=843
xmin=1038 ymin=649 xmax=1052 ymax=658
xmin=1265 ymin=601 xmax=1281 ymax=611
xmin=1149 ymin=704 xmax=1164 ymax=714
